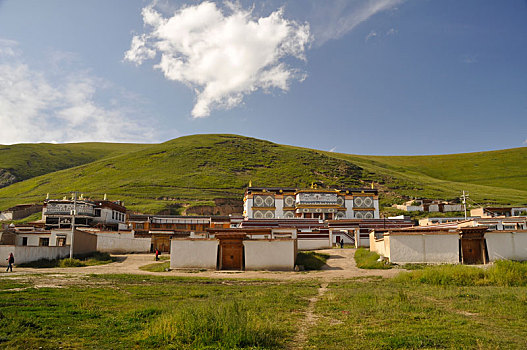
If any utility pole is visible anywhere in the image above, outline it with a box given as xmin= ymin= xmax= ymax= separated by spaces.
xmin=461 ymin=191 xmax=469 ymax=220
xmin=69 ymin=191 xmax=78 ymax=259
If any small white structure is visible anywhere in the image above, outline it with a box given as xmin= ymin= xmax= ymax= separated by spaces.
xmin=371 ymin=226 xmax=527 ymax=265
xmin=0 ymin=245 xmax=70 ymax=266
xmin=170 ymin=228 xmax=297 ymax=271
xmin=170 ymin=239 xmax=218 ymax=269
xmin=95 ymin=230 xmax=151 ymax=253
xmin=485 ymin=231 xmax=527 ymax=261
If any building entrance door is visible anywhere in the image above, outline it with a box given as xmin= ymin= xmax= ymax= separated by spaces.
xmin=217 ymin=233 xmax=245 ymax=270
xmin=460 ymin=228 xmax=487 ymax=265
xmin=461 ymin=238 xmax=483 ymax=264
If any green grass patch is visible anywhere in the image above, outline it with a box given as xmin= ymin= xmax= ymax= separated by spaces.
xmin=139 ymin=300 xmax=283 ymax=349
xmin=397 ymin=260 xmax=527 ymax=286
xmin=296 ymin=251 xmax=330 ymax=270
xmin=139 ymin=261 xmax=170 ymax=272
xmin=0 ymin=274 xmax=317 ymax=349
xmin=308 ymin=278 xmax=527 ymax=349
xmin=18 ymin=252 xmax=116 ymax=268
xmin=354 ymin=248 xmax=392 ymax=269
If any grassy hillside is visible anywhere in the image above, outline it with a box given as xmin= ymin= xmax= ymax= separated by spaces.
xmin=0 ymin=134 xmax=525 ymax=213
xmin=0 ymin=142 xmax=149 ymax=187
xmin=0 ymin=135 xmax=366 ymax=212
xmin=324 ymin=147 xmax=527 ymax=207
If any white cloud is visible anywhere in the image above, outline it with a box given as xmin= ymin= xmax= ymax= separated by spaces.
xmin=125 ymin=1 xmax=311 ymax=118
xmin=310 ymin=0 xmax=404 ymax=46
xmin=365 ymin=30 xmax=377 ymax=42
xmin=386 ymin=27 xmax=397 ymax=36
xmin=0 ymin=40 xmax=155 ymax=144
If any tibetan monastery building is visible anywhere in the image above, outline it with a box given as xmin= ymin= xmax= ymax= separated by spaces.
xmin=244 ymin=187 xmax=379 ymax=220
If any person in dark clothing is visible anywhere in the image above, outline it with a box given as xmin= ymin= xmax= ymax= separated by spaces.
xmin=340 ymin=240 xmax=344 ymax=249
xmin=155 ymin=249 xmax=160 ymax=261
xmin=6 ymin=253 xmax=14 ymax=272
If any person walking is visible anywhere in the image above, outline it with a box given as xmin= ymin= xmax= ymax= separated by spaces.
xmin=155 ymin=249 xmax=160 ymax=261
xmin=6 ymin=252 xmax=14 ymax=272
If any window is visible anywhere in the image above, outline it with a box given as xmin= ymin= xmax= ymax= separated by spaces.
xmin=22 ymin=237 xmax=28 ymax=246
xmin=56 ymin=237 xmax=66 ymax=246
xmin=39 ymin=238 xmax=50 ymax=246
xmin=94 ymin=209 xmax=101 ymax=217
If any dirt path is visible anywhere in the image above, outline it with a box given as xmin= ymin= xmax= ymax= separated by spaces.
xmin=291 ymin=282 xmax=329 ymax=350
xmin=2 ymin=248 xmax=401 ymax=283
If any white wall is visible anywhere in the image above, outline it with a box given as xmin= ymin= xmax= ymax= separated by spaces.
xmin=444 ymin=204 xmax=463 ymax=212
xmin=369 ymin=232 xmax=386 ymax=257
xmin=244 ymin=239 xmax=295 ymax=270
xmin=485 ymin=232 xmax=527 ymax=261
xmin=96 ymin=232 xmax=151 ymax=253
xmin=275 ymin=197 xmax=284 ymax=218
xmin=170 ymin=239 xmax=218 ymax=269
xmin=298 ymin=239 xmax=331 ymax=250
xmin=373 ymin=199 xmax=380 ymax=218
xmin=0 ymin=212 xmax=13 ymax=221
xmin=0 ymin=245 xmax=70 ymax=266
xmin=388 ymin=234 xmax=459 ymax=264
xmin=16 ymin=234 xmax=46 ymax=246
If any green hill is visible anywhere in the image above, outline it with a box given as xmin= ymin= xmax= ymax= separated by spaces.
xmin=0 ymin=134 xmax=525 ymax=214
xmin=0 ymin=142 xmax=149 ymax=188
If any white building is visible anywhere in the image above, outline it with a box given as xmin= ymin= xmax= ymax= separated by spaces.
xmin=43 ymin=197 xmax=127 ymax=230
xmin=243 ymin=187 xmax=379 ymax=220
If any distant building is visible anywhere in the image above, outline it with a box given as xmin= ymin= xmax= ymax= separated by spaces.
xmin=393 ymin=199 xmax=462 ymax=213
xmin=371 ymin=224 xmax=527 ymax=265
xmin=244 ymin=187 xmax=379 ymax=220
xmin=470 ymin=207 xmax=527 ymax=218
xmin=420 ymin=216 xmax=527 ymax=230
xmin=0 ymin=204 xmax=43 ymax=221
xmin=43 ymin=197 xmax=127 ymax=230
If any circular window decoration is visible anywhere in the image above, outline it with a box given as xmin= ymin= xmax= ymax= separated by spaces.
xmin=363 ymin=197 xmax=373 ymax=207
xmin=337 ymin=197 xmax=345 ymax=206
xmin=354 ymin=197 xmax=364 ymax=207
xmin=315 ymin=208 xmax=322 ymax=213
xmin=336 ymin=212 xmax=346 ymax=219
xmin=284 ymin=196 xmax=295 ymax=207
xmin=284 ymin=211 xmax=294 ymax=218
xmin=264 ymin=196 xmax=274 ymax=207
xmin=364 ymin=211 xmax=374 ymax=219
xmin=254 ymin=210 xmax=263 ymax=219
xmin=328 ymin=208 xmax=335 ymax=213
xmin=265 ymin=211 xmax=275 ymax=219
xmin=254 ymin=196 xmax=264 ymax=207
xmin=303 ymin=208 xmax=310 ymax=213
xmin=354 ymin=211 xmax=364 ymax=219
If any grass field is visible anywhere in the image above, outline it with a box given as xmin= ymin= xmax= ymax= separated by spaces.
xmin=1 ymin=269 xmax=526 ymax=349
xmin=0 ymin=275 xmax=318 ymax=349
xmin=0 ymin=134 xmax=525 ymax=213
xmin=354 ymin=248 xmax=393 ymax=269
xmin=309 ymin=276 xmax=527 ymax=349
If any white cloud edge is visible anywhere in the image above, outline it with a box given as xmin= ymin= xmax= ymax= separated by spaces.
xmin=0 ymin=39 xmax=157 ymax=144
xmin=125 ymin=1 xmax=312 ymax=118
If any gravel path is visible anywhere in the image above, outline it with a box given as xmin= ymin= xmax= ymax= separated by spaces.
xmin=1 ymin=248 xmax=401 ymax=283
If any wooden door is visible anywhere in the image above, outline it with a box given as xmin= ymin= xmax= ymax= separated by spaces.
xmin=154 ymin=237 xmax=171 ymax=253
xmin=461 ymin=239 xmax=483 ymax=264
xmin=220 ymin=239 xmax=243 ymax=270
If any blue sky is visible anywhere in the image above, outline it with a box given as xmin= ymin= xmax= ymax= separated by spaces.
xmin=0 ymin=0 xmax=525 ymax=155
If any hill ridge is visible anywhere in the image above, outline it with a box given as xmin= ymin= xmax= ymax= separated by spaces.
xmin=0 ymin=134 xmax=525 ymax=213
